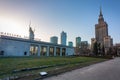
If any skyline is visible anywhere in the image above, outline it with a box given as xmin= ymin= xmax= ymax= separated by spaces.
xmin=0 ymin=0 xmax=120 ymax=46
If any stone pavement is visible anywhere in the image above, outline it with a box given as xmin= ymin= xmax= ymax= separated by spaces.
xmin=44 ymin=57 xmax=120 ymax=80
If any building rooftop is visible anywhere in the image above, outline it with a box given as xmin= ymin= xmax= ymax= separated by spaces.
xmin=0 ymin=34 xmax=72 ymax=48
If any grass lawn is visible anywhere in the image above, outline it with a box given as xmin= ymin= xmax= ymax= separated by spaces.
xmin=0 ymin=56 xmax=108 ymax=79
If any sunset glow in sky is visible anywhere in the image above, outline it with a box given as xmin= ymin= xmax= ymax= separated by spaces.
xmin=0 ymin=0 xmax=120 ymax=46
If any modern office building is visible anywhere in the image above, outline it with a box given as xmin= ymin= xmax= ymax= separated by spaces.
xmin=68 ymin=41 xmax=73 ymax=47
xmin=61 ymin=31 xmax=67 ymax=45
xmin=50 ymin=36 xmax=58 ymax=44
xmin=75 ymin=36 xmax=89 ymax=55
xmin=81 ymin=41 xmax=88 ymax=49
xmin=76 ymin=37 xmax=81 ymax=48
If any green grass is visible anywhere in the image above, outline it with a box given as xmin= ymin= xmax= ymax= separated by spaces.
xmin=0 ymin=56 xmax=107 ymax=79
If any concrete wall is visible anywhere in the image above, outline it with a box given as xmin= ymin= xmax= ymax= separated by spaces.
xmin=0 ymin=38 xmax=30 ymax=56
xmin=66 ymin=47 xmax=74 ymax=56
xmin=0 ymin=37 xmax=74 ymax=56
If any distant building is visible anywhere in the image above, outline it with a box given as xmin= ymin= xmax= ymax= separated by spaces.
xmin=61 ymin=31 xmax=67 ymax=45
xmin=50 ymin=36 xmax=58 ymax=44
xmin=29 ymin=27 xmax=34 ymax=40
xmin=75 ymin=36 xmax=89 ymax=55
xmin=81 ymin=41 xmax=88 ymax=49
xmin=76 ymin=37 xmax=81 ymax=48
xmin=91 ymin=7 xmax=113 ymax=55
xmin=68 ymin=41 xmax=73 ymax=47
xmin=75 ymin=40 xmax=89 ymax=55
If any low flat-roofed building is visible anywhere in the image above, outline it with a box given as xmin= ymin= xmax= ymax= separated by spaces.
xmin=0 ymin=35 xmax=74 ymax=56
xmin=0 ymin=27 xmax=74 ymax=56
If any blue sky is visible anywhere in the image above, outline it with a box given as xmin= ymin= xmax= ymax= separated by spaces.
xmin=0 ymin=0 xmax=120 ymax=46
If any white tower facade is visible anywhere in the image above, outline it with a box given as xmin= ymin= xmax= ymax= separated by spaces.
xmin=61 ymin=31 xmax=67 ymax=45
xmin=29 ymin=27 xmax=34 ymax=40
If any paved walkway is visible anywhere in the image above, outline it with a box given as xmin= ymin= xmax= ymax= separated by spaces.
xmin=43 ymin=57 xmax=120 ymax=80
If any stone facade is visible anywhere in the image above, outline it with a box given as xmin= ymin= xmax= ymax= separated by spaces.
xmin=91 ymin=38 xmax=96 ymax=52
xmin=91 ymin=8 xmax=113 ymax=54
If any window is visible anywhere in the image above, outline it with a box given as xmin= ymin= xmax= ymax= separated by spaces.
xmin=0 ymin=50 xmax=4 ymax=55
xmin=24 ymin=52 xmax=27 ymax=55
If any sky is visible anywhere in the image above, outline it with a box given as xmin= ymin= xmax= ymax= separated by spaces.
xmin=0 ymin=0 xmax=120 ymax=46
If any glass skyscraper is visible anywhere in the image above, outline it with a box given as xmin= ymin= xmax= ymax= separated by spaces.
xmin=61 ymin=31 xmax=67 ymax=45
xmin=76 ymin=37 xmax=81 ymax=48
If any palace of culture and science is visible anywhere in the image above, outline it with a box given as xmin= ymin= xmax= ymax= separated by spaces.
xmin=91 ymin=8 xmax=113 ymax=54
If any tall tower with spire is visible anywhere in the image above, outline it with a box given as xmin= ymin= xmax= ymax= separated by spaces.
xmin=91 ymin=7 xmax=113 ymax=54
xmin=95 ymin=7 xmax=108 ymax=45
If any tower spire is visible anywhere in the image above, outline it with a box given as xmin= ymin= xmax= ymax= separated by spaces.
xmin=100 ymin=6 xmax=103 ymax=16
xmin=98 ymin=6 xmax=104 ymax=24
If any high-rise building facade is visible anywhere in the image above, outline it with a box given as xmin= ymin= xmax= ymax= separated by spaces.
xmin=81 ymin=41 xmax=88 ymax=49
xmin=76 ymin=37 xmax=81 ymax=48
xmin=50 ymin=36 xmax=58 ymax=44
xmin=91 ymin=7 xmax=113 ymax=54
xmin=95 ymin=8 xmax=108 ymax=45
xmin=61 ymin=31 xmax=67 ymax=45
xmin=68 ymin=41 xmax=73 ymax=47
xmin=91 ymin=38 xmax=96 ymax=51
